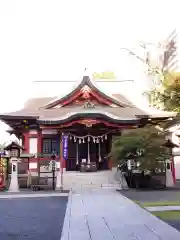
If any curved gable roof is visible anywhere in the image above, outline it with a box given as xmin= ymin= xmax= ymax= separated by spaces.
xmin=44 ymin=75 xmax=134 ymax=108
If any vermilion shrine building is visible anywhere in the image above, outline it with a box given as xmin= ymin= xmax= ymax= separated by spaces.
xmin=0 ymin=75 xmax=175 ymax=173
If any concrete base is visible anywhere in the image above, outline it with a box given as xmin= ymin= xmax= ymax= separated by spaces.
xmin=8 ymin=179 xmax=20 ymax=193
xmin=116 ymin=185 xmax=123 ymax=191
xmin=8 ymin=171 xmax=20 ymax=192
xmin=8 ymin=159 xmax=20 ymax=193
xmin=166 ymin=171 xmax=174 ymax=187
xmin=7 ymin=189 xmax=20 ymax=193
xmin=113 ymin=168 xmax=129 ymax=191
xmin=56 ymin=171 xmax=63 ymax=191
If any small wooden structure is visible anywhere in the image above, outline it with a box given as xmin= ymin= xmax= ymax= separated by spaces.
xmin=2 ymin=142 xmax=34 ymax=189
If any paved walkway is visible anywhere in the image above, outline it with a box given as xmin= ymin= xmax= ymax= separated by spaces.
xmin=61 ymin=188 xmax=180 ymax=240
xmin=146 ymin=206 xmax=180 ymax=212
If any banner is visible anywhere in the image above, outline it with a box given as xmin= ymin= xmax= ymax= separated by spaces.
xmin=62 ymin=135 xmax=68 ymax=160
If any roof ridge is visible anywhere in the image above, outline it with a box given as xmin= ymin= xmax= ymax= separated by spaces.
xmin=42 ymin=75 xmax=133 ymax=108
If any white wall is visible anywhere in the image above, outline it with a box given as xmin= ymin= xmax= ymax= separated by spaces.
xmin=29 ymin=137 xmax=37 ymax=154
xmin=174 ymin=156 xmax=180 ymax=179
xmin=29 ymin=162 xmax=37 ymax=169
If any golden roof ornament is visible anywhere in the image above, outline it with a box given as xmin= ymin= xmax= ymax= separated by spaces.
xmin=83 ymin=100 xmax=95 ymax=109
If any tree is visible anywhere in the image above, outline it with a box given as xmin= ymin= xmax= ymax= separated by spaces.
xmin=158 ymin=73 xmax=180 ymax=112
xmin=120 ymin=37 xmax=178 ymax=110
xmin=145 ymin=71 xmax=179 ymax=110
xmin=112 ymin=37 xmax=177 ymax=171
xmin=110 ymin=126 xmax=169 ymax=170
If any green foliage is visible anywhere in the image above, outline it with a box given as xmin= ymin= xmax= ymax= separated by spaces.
xmin=160 ymin=81 xmax=180 ymax=112
xmin=110 ymin=127 xmax=169 ymax=170
xmin=146 ymin=89 xmax=164 ymax=109
xmin=149 ymin=72 xmax=180 ymax=112
xmin=147 ymin=72 xmax=180 ymax=130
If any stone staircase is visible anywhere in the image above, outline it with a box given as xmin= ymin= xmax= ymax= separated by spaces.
xmin=63 ymin=168 xmax=118 ymax=190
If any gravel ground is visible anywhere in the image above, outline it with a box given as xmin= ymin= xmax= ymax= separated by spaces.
xmin=0 ymin=196 xmax=68 ymax=240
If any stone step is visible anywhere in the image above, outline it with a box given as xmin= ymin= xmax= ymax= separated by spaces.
xmin=62 ymin=169 xmax=119 ymax=190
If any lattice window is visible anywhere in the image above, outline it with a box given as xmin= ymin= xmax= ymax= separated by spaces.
xmin=51 ymin=139 xmax=57 ymax=153
xmin=42 ymin=138 xmax=60 ymax=155
xmin=42 ymin=139 xmax=51 ymax=153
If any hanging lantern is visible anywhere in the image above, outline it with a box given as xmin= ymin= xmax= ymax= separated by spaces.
xmin=83 ymin=138 xmax=85 ymax=143
xmin=74 ymin=137 xmax=77 ymax=142
xmin=101 ymin=138 xmax=103 ymax=142
xmin=70 ymin=135 xmax=72 ymax=140
xmin=88 ymin=136 xmax=90 ymax=142
xmin=105 ymin=134 xmax=107 ymax=140
xmin=79 ymin=139 xmax=81 ymax=144
xmin=93 ymin=138 xmax=96 ymax=143
xmin=96 ymin=138 xmax=99 ymax=143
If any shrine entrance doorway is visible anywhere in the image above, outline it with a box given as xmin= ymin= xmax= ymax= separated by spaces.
xmin=66 ymin=133 xmax=112 ymax=171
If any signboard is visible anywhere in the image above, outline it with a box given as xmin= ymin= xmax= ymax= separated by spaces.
xmin=62 ymin=135 xmax=68 ymax=160
xmin=92 ymin=72 xmax=116 ymax=80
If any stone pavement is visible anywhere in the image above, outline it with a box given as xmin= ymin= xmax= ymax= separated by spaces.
xmin=61 ymin=188 xmax=180 ymax=240
xmin=146 ymin=205 xmax=180 ymax=212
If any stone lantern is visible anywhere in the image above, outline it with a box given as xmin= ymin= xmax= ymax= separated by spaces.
xmin=4 ymin=141 xmax=24 ymax=192
xmin=162 ymin=140 xmax=178 ymax=187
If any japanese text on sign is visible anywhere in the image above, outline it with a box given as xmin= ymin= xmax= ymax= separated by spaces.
xmin=62 ymin=135 xmax=68 ymax=160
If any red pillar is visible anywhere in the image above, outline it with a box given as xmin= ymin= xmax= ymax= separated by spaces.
xmin=37 ymin=130 xmax=42 ymax=154
xmin=23 ymin=132 xmax=29 ymax=152
xmin=108 ymin=159 xmax=113 ymax=170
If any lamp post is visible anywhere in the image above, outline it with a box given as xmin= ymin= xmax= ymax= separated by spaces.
xmin=51 ymin=152 xmax=56 ymax=191
xmin=4 ymin=141 xmax=24 ymax=192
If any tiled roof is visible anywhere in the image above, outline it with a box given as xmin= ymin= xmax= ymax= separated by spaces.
xmin=0 ymin=105 xmax=175 ymax=122
xmin=0 ymin=75 xmax=176 ymax=123
xmin=0 ymin=106 xmax=144 ymax=119
xmin=111 ymin=94 xmax=135 ymax=107
xmin=24 ymin=97 xmax=56 ymax=109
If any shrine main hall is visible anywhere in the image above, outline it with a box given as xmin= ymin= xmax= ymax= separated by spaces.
xmin=0 ymin=74 xmax=175 ymax=173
